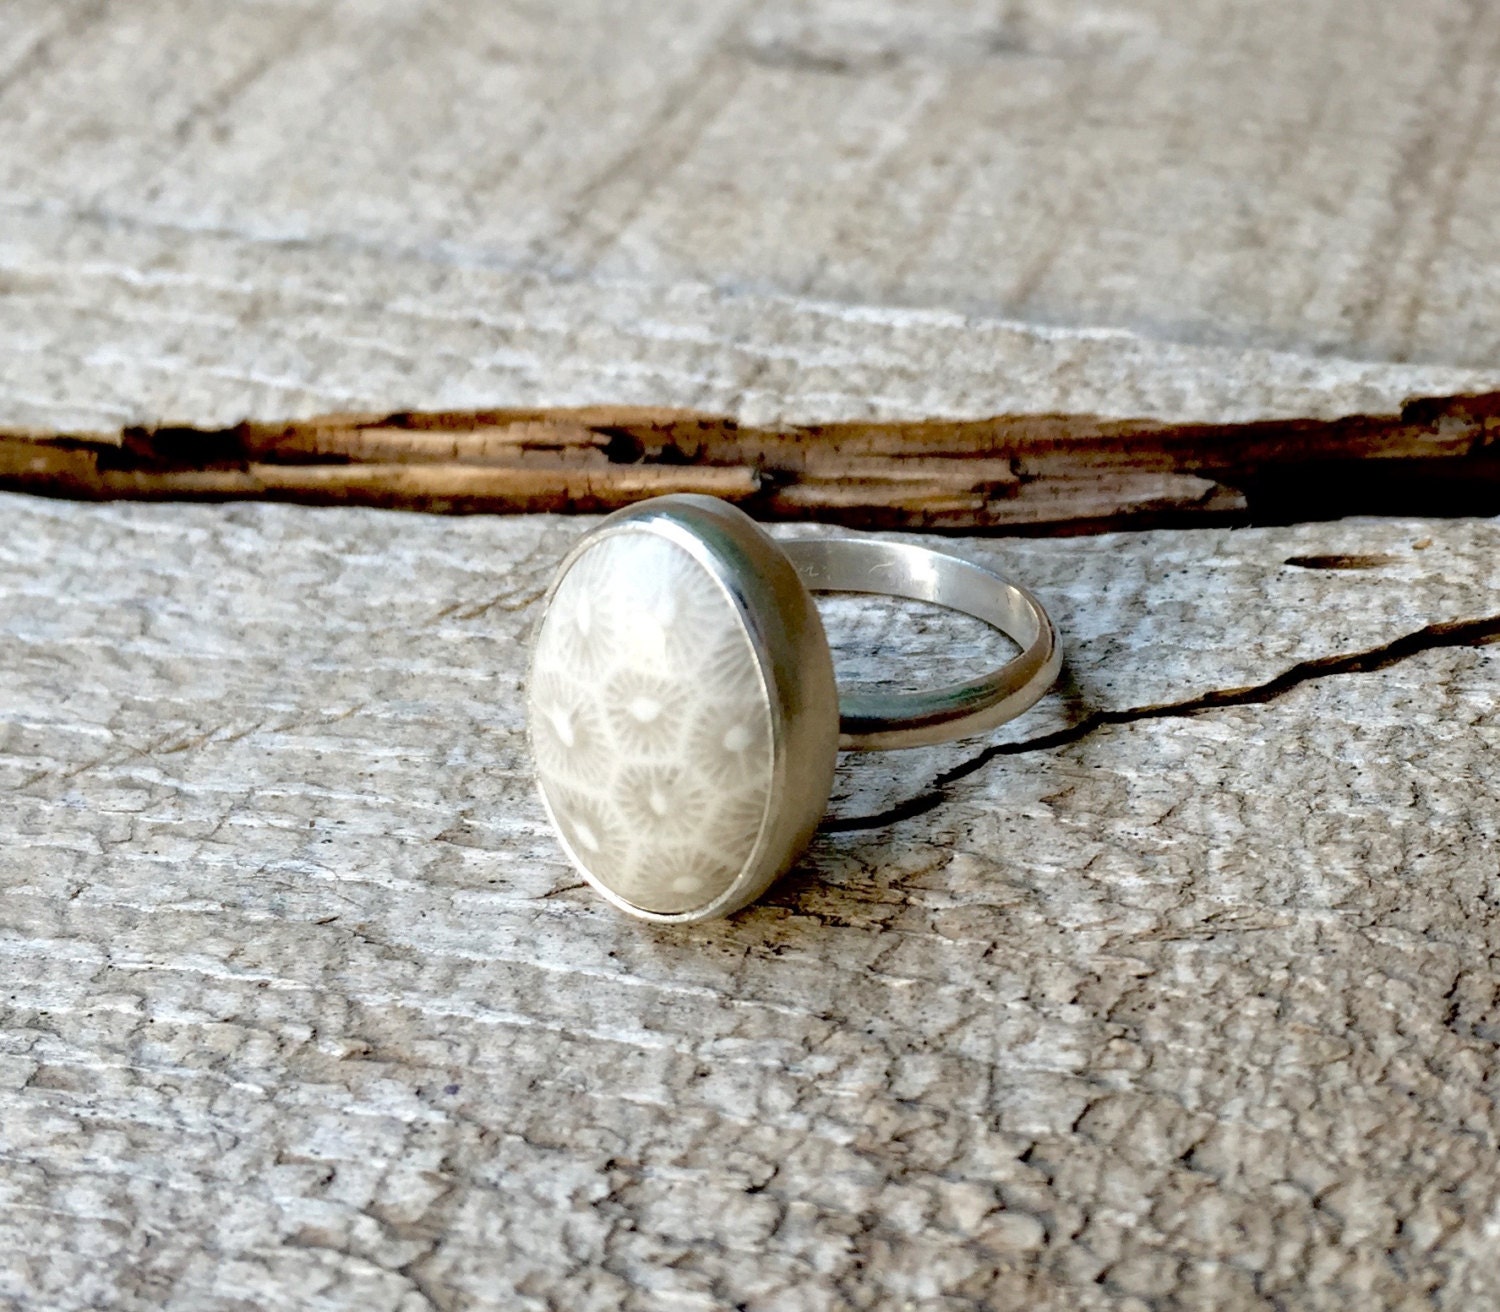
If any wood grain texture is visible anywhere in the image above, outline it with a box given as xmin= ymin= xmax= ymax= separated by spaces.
xmin=7 ymin=0 xmax=1500 ymax=439
xmin=6 ymin=1 xmax=1500 ymax=1304
xmin=4 ymin=494 xmax=1499 ymax=1310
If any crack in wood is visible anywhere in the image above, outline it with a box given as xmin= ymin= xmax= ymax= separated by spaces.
xmin=826 ymin=612 xmax=1500 ymax=831
xmin=2 ymin=389 xmax=1499 ymax=532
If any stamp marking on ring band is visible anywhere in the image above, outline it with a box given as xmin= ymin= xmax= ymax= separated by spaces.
xmin=527 ymin=494 xmax=1061 ymax=922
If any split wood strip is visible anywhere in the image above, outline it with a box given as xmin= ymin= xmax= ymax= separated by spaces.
xmin=3 ymin=391 xmax=1498 ymax=530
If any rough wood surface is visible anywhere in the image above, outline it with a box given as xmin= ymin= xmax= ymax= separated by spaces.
xmin=6 ymin=2 xmax=1500 ymax=1304
xmin=4 ymin=493 xmax=1499 ymax=1310
xmin=7 ymin=0 xmax=1500 ymax=439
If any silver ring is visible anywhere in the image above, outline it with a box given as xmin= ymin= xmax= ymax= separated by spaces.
xmin=526 ymin=494 xmax=1061 ymax=922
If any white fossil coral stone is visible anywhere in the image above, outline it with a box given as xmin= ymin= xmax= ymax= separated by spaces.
xmin=529 ymin=530 xmax=775 ymax=914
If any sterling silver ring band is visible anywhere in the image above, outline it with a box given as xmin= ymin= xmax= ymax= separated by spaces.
xmin=526 ymin=494 xmax=1062 ymax=922
xmin=782 ymin=537 xmax=1061 ymax=752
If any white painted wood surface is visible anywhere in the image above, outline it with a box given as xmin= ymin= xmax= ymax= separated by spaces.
xmin=5 ymin=0 xmax=1500 ymax=434
xmin=3 ymin=493 xmax=1499 ymax=1309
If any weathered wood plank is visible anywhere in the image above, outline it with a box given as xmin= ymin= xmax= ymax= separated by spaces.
xmin=5 ymin=0 xmax=1500 ymax=1305
xmin=5 ymin=0 xmax=1500 ymax=440
xmin=3 ymin=494 xmax=1498 ymax=1309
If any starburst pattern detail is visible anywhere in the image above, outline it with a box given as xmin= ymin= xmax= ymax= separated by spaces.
xmin=529 ymin=531 xmax=776 ymax=914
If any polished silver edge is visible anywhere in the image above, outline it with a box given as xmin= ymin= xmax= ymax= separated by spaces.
xmin=527 ymin=496 xmax=838 ymax=923
xmin=781 ymin=536 xmax=1063 ymax=751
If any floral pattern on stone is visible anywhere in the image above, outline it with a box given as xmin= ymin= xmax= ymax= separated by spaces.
xmin=529 ymin=531 xmax=775 ymax=914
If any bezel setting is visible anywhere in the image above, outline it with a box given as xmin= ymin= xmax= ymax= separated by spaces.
xmin=527 ymin=495 xmax=839 ymax=923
